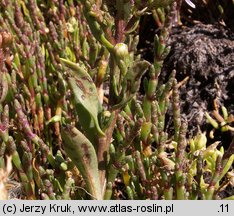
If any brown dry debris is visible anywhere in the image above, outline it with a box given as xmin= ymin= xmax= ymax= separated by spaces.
xmin=0 ymin=156 xmax=12 ymax=200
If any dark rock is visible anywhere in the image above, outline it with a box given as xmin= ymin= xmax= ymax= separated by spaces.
xmin=161 ymin=23 xmax=233 ymax=150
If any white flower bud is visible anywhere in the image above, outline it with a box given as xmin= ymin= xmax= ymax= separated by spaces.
xmin=113 ymin=43 xmax=129 ymax=60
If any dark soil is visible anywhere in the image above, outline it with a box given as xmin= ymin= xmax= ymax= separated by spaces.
xmin=138 ymin=18 xmax=234 ymax=149
xmin=162 ymin=23 xmax=234 ymax=141
xmin=138 ymin=18 xmax=234 ymax=199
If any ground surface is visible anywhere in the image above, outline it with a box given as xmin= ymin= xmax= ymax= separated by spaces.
xmin=137 ymin=7 xmax=234 ymax=198
xmin=138 ymin=15 xmax=234 ymax=148
xmin=162 ymin=23 xmax=234 ymax=145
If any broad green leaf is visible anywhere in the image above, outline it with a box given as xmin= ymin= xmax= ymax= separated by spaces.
xmin=73 ymin=103 xmax=97 ymax=148
xmin=60 ymin=58 xmax=105 ymax=137
xmin=61 ymin=125 xmax=102 ymax=200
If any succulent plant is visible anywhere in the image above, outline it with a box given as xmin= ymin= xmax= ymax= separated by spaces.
xmin=0 ymin=0 xmax=232 ymax=200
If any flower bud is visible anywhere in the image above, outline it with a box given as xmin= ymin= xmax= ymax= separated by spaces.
xmin=195 ymin=132 xmax=207 ymax=150
xmin=113 ymin=43 xmax=129 ymax=60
